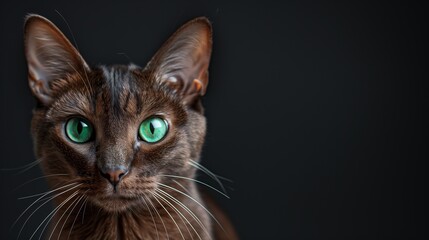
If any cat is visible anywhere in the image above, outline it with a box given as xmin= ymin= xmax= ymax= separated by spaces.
xmin=23 ymin=14 xmax=238 ymax=240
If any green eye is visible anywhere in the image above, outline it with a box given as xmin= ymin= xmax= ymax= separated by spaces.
xmin=65 ymin=118 xmax=93 ymax=143
xmin=139 ymin=117 xmax=168 ymax=143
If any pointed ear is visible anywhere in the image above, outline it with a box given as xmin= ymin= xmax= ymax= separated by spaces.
xmin=145 ymin=17 xmax=212 ymax=105
xmin=24 ymin=14 xmax=89 ymax=105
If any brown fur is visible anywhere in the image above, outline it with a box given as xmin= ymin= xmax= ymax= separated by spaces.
xmin=24 ymin=14 xmax=237 ymax=239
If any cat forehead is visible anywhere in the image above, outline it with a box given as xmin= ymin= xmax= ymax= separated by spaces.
xmin=97 ymin=65 xmax=172 ymax=115
xmin=100 ymin=64 xmax=141 ymax=87
xmin=46 ymin=64 xmax=181 ymax=121
xmin=99 ymin=64 xmax=146 ymax=91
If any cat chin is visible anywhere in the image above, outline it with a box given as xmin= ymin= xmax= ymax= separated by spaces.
xmin=90 ymin=195 xmax=141 ymax=213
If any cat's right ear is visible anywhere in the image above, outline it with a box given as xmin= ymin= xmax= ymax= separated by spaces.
xmin=144 ymin=17 xmax=212 ymax=108
xmin=24 ymin=14 xmax=89 ymax=105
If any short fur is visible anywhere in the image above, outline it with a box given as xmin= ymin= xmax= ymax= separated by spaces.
xmin=24 ymin=14 xmax=237 ymax=240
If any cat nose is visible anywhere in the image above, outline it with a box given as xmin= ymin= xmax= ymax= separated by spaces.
xmin=99 ymin=166 xmax=129 ymax=187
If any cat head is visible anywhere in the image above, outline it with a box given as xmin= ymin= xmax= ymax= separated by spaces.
xmin=24 ymin=14 xmax=212 ymax=212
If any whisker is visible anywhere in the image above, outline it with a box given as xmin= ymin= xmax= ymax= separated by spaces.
xmin=156 ymin=189 xmax=211 ymax=239
xmin=17 ymin=159 xmax=44 ymax=174
xmin=158 ymin=182 xmax=226 ymax=233
xmin=54 ymin=10 xmax=93 ymax=96
xmin=30 ymin=190 xmax=80 ymax=240
xmin=14 ymin=174 xmax=69 ymax=191
xmin=189 ymin=159 xmax=231 ymax=193
xmin=66 ymin=62 xmax=92 ymax=98
xmin=117 ymin=52 xmax=132 ymax=62
xmin=172 ymin=180 xmax=191 ymax=195
xmin=68 ymin=192 xmax=88 ymax=240
xmin=189 ymin=159 xmax=233 ymax=184
xmin=13 ymin=182 xmax=80 ymax=230
xmin=157 ymin=188 xmax=211 ymax=240
xmin=47 ymin=192 xmax=81 ymax=240
xmin=81 ymin=196 xmax=89 ymax=224
xmin=154 ymin=191 xmax=196 ymax=240
xmin=152 ymin=193 xmax=185 ymax=240
xmin=16 ymin=184 xmax=82 ymax=239
xmin=140 ymin=197 xmax=160 ymax=240
xmin=189 ymin=160 xmax=233 ymax=184
xmin=144 ymin=196 xmax=169 ymax=239
xmin=0 ymin=157 xmax=45 ymax=173
xmin=94 ymin=205 xmax=103 ymax=221
xmin=18 ymin=182 xmax=79 ymax=200
xmin=51 ymin=193 xmax=85 ymax=240
xmin=213 ymin=175 xmax=233 ymax=183
xmin=160 ymin=174 xmax=229 ymax=199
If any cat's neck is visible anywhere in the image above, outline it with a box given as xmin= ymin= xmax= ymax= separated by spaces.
xmin=49 ymin=181 xmax=212 ymax=240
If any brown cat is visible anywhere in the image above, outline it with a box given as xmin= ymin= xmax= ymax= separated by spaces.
xmin=23 ymin=14 xmax=237 ymax=240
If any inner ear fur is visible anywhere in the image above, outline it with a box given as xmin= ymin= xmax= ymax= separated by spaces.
xmin=24 ymin=14 xmax=89 ymax=105
xmin=144 ymin=17 xmax=212 ymax=106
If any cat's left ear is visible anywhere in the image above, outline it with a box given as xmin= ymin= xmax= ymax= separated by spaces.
xmin=24 ymin=14 xmax=89 ymax=105
xmin=145 ymin=17 xmax=212 ymax=106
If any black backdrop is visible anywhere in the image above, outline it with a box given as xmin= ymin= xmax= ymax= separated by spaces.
xmin=0 ymin=1 xmax=427 ymax=239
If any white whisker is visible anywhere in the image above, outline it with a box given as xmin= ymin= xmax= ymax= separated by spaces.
xmin=158 ymin=182 xmax=226 ymax=233
xmin=160 ymin=174 xmax=229 ymax=199
xmin=46 ymin=193 xmax=80 ymax=240
xmin=153 ymin=193 xmax=185 ymax=240
xmin=54 ymin=10 xmax=93 ymax=96
xmin=68 ymin=193 xmax=88 ymax=240
xmin=81 ymin=196 xmax=89 ymax=224
xmin=17 ymin=158 xmax=44 ymax=174
xmin=144 ymin=196 xmax=169 ymax=239
xmin=157 ymin=189 xmax=212 ymax=240
xmin=49 ymin=192 xmax=84 ymax=240
xmin=189 ymin=159 xmax=231 ymax=193
xmin=172 ymin=180 xmax=191 ymax=195
xmin=0 ymin=157 xmax=45 ymax=173
xmin=29 ymin=190 xmax=80 ymax=240
xmin=14 ymin=182 xmax=80 ymax=233
xmin=154 ymin=191 xmax=198 ymax=240
xmin=14 ymin=174 xmax=69 ymax=191
xmin=140 ymin=197 xmax=160 ymax=240
xmin=18 ymin=181 xmax=79 ymax=200
xmin=157 ymin=188 xmax=211 ymax=240
xmin=66 ymin=62 xmax=92 ymax=97
xmin=17 ymin=184 xmax=81 ymax=239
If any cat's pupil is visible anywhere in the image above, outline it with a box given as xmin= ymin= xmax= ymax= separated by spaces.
xmin=77 ymin=122 xmax=83 ymax=134
xmin=149 ymin=122 xmax=155 ymax=134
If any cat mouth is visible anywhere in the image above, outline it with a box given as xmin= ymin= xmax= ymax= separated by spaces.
xmin=102 ymin=195 xmax=135 ymax=199
xmin=91 ymin=194 xmax=140 ymax=212
xmin=99 ymin=194 xmax=139 ymax=203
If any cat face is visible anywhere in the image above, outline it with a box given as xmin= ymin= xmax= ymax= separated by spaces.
xmin=24 ymin=15 xmax=212 ymax=212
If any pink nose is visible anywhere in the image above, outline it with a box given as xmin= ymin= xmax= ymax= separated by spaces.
xmin=100 ymin=167 xmax=129 ymax=186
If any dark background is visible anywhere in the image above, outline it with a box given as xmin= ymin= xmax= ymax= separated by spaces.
xmin=0 ymin=0 xmax=427 ymax=239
